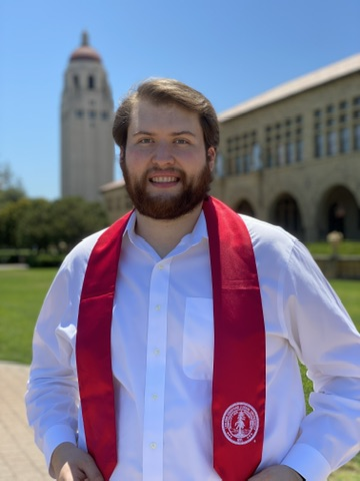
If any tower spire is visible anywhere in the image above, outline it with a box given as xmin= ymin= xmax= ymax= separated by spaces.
xmin=81 ymin=31 xmax=89 ymax=47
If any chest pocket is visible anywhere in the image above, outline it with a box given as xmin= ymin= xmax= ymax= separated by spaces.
xmin=182 ymin=298 xmax=214 ymax=380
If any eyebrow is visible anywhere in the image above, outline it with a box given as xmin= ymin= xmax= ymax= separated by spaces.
xmin=132 ymin=130 xmax=196 ymax=137
xmin=132 ymin=130 xmax=153 ymax=137
xmin=171 ymin=130 xmax=196 ymax=137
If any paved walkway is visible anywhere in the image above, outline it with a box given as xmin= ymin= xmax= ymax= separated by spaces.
xmin=0 ymin=362 xmax=49 ymax=480
xmin=0 ymin=264 xmax=28 ymax=271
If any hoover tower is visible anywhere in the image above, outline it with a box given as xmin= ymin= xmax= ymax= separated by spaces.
xmin=61 ymin=32 xmax=114 ymax=201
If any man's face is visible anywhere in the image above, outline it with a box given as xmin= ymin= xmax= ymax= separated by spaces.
xmin=121 ymin=99 xmax=215 ymax=220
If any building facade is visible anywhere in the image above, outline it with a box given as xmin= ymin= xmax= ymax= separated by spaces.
xmin=61 ymin=32 xmax=114 ymax=202
xmin=101 ymin=54 xmax=360 ymax=241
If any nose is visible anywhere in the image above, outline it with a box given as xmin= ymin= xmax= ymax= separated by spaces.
xmin=151 ymin=141 xmax=175 ymax=165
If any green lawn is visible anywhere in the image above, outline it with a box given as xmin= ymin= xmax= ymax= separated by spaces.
xmin=306 ymin=240 xmax=360 ymax=256
xmin=0 ymin=268 xmax=359 ymax=478
xmin=0 ymin=268 xmax=57 ymax=363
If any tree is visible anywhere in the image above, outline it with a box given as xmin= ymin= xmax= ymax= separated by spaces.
xmin=0 ymin=198 xmax=31 ymax=248
xmin=49 ymin=197 xmax=109 ymax=250
xmin=16 ymin=199 xmax=52 ymax=251
xmin=0 ymin=163 xmax=26 ymax=208
xmin=0 ymin=194 xmax=109 ymax=251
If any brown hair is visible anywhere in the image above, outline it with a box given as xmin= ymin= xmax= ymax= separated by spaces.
xmin=112 ymin=78 xmax=219 ymax=153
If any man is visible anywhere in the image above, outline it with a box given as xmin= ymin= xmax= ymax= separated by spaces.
xmin=26 ymin=78 xmax=360 ymax=481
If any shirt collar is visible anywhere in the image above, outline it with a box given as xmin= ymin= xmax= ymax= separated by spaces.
xmin=124 ymin=209 xmax=208 ymax=258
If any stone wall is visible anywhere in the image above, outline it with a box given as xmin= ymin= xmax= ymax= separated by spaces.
xmin=314 ymin=256 xmax=360 ymax=279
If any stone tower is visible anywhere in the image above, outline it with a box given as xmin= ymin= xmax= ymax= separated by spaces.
xmin=61 ymin=32 xmax=114 ymax=201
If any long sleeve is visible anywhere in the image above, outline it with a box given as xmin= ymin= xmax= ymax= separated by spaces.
xmin=25 ymin=237 xmax=96 ymax=470
xmin=280 ymin=239 xmax=360 ymax=480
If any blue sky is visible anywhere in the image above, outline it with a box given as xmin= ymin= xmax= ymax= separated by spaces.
xmin=1 ymin=0 xmax=359 ymax=199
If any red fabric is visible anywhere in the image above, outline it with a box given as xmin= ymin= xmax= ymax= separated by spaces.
xmin=76 ymin=197 xmax=265 ymax=480
xmin=76 ymin=211 xmax=132 ymax=480
xmin=203 ymin=197 xmax=265 ymax=481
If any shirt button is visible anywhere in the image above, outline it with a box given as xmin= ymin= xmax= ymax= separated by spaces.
xmin=152 ymin=393 xmax=158 ymax=400
xmin=153 ymin=348 xmax=160 ymax=356
xmin=155 ymin=304 xmax=161 ymax=311
xmin=158 ymin=264 xmax=164 ymax=270
xmin=150 ymin=442 xmax=157 ymax=450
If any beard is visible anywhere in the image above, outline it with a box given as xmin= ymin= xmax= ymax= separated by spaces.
xmin=121 ymin=160 xmax=213 ymax=220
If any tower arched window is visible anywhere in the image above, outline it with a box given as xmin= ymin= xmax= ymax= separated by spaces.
xmin=88 ymin=75 xmax=95 ymax=89
xmin=73 ymin=75 xmax=80 ymax=89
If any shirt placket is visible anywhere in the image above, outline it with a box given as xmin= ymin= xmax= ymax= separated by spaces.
xmin=142 ymin=259 xmax=170 ymax=481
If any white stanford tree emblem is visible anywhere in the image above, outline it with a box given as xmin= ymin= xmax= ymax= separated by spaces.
xmin=222 ymin=402 xmax=259 ymax=445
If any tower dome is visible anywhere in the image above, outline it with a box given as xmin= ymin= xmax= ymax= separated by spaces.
xmin=70 ymin=31 xmax=101 ymax=63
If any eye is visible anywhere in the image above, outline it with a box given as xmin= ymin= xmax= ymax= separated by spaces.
xmin=138 ymin=138 xmax=153 ymax=144
xmin=174 ymin=138 xmax=189 ymax=145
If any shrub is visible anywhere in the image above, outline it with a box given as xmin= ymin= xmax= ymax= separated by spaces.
xmin=27 ymin=253 xmax=65 ymax=268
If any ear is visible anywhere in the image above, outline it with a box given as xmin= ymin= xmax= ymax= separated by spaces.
xmin=207 ymin=147 xmax=216 ymax=172
xmin=120 ymin=147 xmax=125 ymax=166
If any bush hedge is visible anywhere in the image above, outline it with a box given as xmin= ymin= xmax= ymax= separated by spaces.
xmin=27 ymin=253 xmax=65 ymax=268
xmin=0 ymin=250 xmax=65 ymax=268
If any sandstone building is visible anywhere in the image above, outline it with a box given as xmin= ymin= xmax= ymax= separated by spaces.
xmin=101 ymin=54 xmax=360 ymax=242
xmin=61 ymin=32 xmax=114 ymax=202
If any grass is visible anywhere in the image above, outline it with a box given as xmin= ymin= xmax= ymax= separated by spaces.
xmin=0 ymin=268 xmax=57 ymax=363
xmin=0 ymin=268 xmax=359 ymax=478
xmin=306 ymin=240 xmax=360 ymax=257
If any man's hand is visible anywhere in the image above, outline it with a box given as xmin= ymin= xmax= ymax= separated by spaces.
xmin=248 ymin=465 xmax=304 ymax=480
xmin=50 ymin=442 xmax=104 ymax=481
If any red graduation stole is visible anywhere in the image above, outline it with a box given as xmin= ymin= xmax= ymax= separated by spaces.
xmin=76 ymin=196 xmax=266 ymax=481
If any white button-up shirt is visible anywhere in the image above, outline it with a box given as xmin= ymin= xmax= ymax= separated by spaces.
xmin=26 ymin=211 xmax=360 ymax=481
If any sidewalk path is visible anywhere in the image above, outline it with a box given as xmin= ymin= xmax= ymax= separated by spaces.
xmin=0 ymin=362 xmax=49 ymax=480
xmin=0 ymin=264 xmax=28 ymax=271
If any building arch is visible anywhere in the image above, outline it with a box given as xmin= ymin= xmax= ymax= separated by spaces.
xmin=269 ymin=193 xmax=304 ymax=239
xmin=317 ymin=185 xmax=360 ymax=240
xmin=235 ymin=199 xmax=256 ymax=217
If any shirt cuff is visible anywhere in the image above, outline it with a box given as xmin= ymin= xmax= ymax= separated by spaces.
xmin=281 ymin=443 xmax=332 ymax=481
xmin=43 ymin=424 xmax=77 ymax=472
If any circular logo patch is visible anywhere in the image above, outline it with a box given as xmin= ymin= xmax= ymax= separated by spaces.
xmin=222 ymin=402 xmax=259 ymax=445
